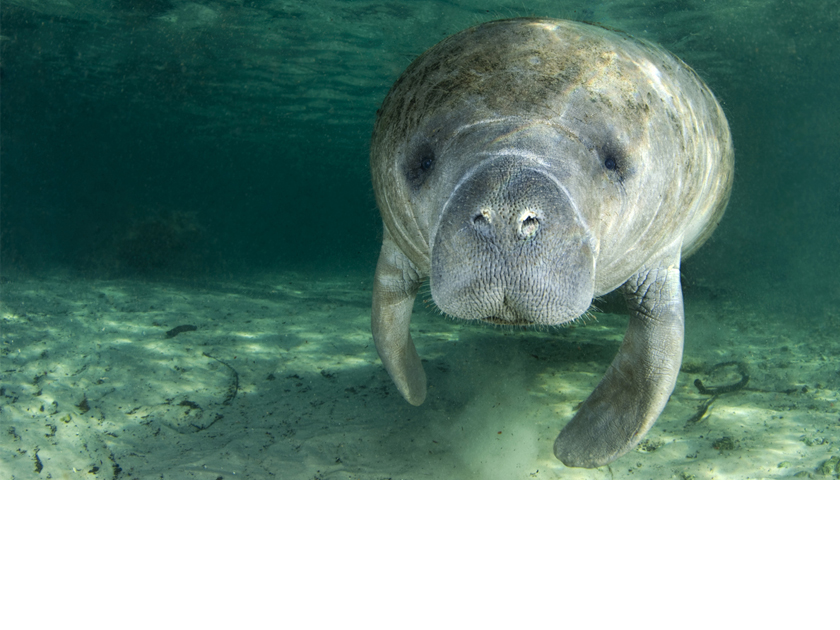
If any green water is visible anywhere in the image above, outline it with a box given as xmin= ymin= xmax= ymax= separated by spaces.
xmin=1 ymin=1 xmax=839 ymax=479
xmin=3 ymin=1 xmax=838 ymax=303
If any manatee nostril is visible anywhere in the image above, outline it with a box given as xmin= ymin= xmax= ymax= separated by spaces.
xmin=518 ymin=211 xmax=540 ymax=238
xmin=472 ymin=208 xmax=492 ymax=228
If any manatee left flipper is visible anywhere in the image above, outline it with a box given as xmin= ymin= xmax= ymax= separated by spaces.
xmin=554 ymin=243 xmax=685 ymax=468
xmin=371 ymin=228 xmax=427 ymax=405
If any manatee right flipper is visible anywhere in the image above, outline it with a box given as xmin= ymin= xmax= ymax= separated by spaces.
xmin=554 ymin=244 xmax=685 ymax=468
xmin=371 ymin=229 xmax=427 ymax=405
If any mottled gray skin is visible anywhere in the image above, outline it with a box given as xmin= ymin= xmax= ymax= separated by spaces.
xmin=370 ymin=18 xmax=733 ymax=468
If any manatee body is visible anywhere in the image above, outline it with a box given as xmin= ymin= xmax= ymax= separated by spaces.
xmin=370 ymin=18 xmax=734 ymax=468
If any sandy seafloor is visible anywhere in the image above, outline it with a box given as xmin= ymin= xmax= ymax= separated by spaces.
xmin=1 ymin=270 xmax=838 ymax=480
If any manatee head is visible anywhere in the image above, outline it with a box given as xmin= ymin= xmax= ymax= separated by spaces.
xmin=370 ymin=19 xmax=696 ymax=327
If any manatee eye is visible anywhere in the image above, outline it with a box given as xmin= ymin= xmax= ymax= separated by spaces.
xmin=405 ymin=143 xmax=435 ymax=190
xmin=604 ymin=156 xmax=617 ymax=171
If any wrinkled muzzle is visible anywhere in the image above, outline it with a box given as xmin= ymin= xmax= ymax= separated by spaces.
xmin=430 ymin=157 xmax=596 ymax=325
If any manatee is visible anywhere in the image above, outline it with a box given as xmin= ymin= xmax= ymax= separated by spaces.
xmin=369 ymin=18 xmax=734 ymax=468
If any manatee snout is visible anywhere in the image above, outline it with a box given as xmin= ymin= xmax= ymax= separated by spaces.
xmin=430 ymin=158 xmax=595 ymax=326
